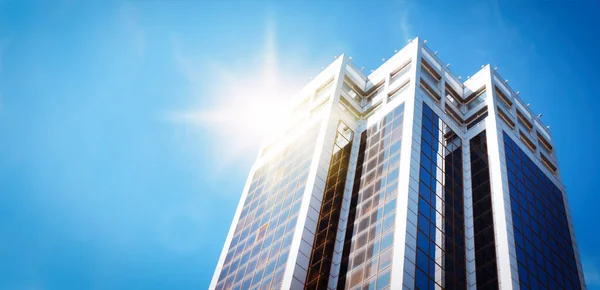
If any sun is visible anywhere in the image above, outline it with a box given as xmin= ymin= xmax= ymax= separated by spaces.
xmin=168 ymin=15 xmax=312 ymax=164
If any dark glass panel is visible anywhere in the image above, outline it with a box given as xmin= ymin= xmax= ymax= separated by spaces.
xmin=414 ymin=103 xmax=466 ymax=289
xmin=503 ymin=132 xmax=581 ymax=289
xmin=469 ymin=131 xmax=499 ymax=289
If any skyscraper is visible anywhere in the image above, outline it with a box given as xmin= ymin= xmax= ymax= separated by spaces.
xmin=209 ymin=38 xmax=586 ymax=290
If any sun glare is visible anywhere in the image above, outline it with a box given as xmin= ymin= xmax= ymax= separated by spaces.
xmin=169 ymin=16 xmax=312 ymax=165
xmin=223 ymin=82 xmax=289 ymax=141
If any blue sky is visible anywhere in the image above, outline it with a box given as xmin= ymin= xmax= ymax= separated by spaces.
xmin=1 ymin=0 xmax=599 ymax=289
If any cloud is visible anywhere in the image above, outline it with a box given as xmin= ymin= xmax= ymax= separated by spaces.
xmin=584 ymin=258 xmax=600 ymax=286
xmin=118 ymin=2 xmax=146 ymax=60
xmin=385 ymin=1 xmax=413 ymax=47
xmin=0 ymin=39 xmax=7 ymax=114
xmin=490 ymin=0 xmax=537 ymax=56
xmin=0 ymin=38 xmax=9 ymax=75
xmin=400 ymin=7 xmax=411 ymax=40
xmin=53 ymin=0 xmax=77 ymax=18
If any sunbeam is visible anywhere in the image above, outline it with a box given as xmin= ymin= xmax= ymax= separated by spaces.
xmin=168 ymin=15 xmax=309 ymax=167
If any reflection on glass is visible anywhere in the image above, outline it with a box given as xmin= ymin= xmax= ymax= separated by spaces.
xmin=343 ymin=81 xmax=361 ymax=103
xmin=338 ymin=103 xmax=404 ymax=290
xmin=503 ymin=132 xmax=581 ymax=289
xmin=390 ymin=63 xmax=411 ymax=84
xmin=414 ymin=104 xmax=466 ymax=289
xmin=470 ymin=131 xmax=498 ymax=289
xmin=467 ymin=90 xmax=487 ymax=110
xmin=421 ymin=67 xmax=439 ymax=86
xmin=215 ymin=125 xmax=321 ymax=290
xmin=305 ymin=121 xmax=354 ymax=289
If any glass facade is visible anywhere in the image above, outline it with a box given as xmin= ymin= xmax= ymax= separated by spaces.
xmin=337 ymin=131 xmax=367 ymax=289
xmin=213 ymin=110 xmax=583 ymax=290
xmin=305 ymin=122 xmax=354 ymax=289
xmin=469 ymin=131 xmax=499 ymax=289
xmin=503 ymin=132 xmax=581 ymax=290
xmin=414 ymin=104 xmax=466 ymax=290
xmin=466 ymin=90 xmax=487 ymax=110
xmin=339 ymin=103 xmax=405 ymax=290
xmin=212 ymin=51 xmax=584 ymax=290
xmin=215 ymin=126 xmax=321 ymax=290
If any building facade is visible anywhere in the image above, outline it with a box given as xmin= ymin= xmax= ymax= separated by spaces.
xmin=209 ymin=38 xmax=586 ymax=290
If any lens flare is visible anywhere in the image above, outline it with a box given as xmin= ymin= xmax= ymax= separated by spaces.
xmin=168 ymin=15 xmax=309 ymax=165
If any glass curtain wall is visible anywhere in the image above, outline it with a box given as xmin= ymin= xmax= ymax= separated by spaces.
xmin=503 ymin=132 xmax=580 ymax=290
xmin=215 ymin=126 xmax=321 ymax=290
xmin=414 ymin=104 xmax=466 ymax=290
xmin=305 ymin=122 xmax=354 ymax=289
xmin=340 ymin=104 xmax=405 ymax=290
xmin=469 ymin=131 xmax=499 ymax=289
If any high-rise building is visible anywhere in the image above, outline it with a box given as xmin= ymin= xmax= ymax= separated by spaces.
xmin=209 ymin=38 xmax=586 ymax=290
